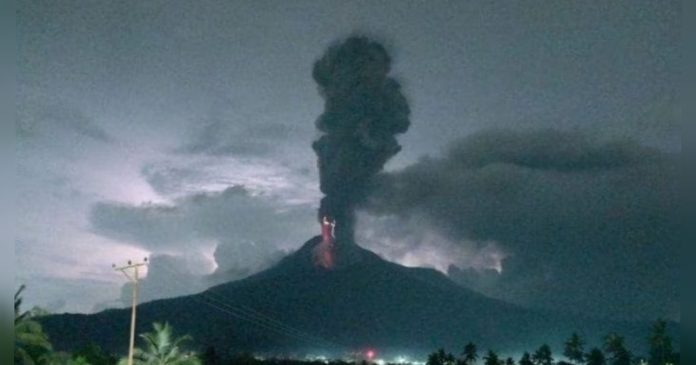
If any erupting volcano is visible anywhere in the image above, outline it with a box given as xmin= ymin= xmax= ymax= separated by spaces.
xmin=36 ymin=34 xmax=671 ymax=358
xmin=311 ymin=36 xmax=411 ymax=268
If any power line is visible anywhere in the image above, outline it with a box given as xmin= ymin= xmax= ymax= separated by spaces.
xmin=195 ymin=293 xmax=338 ymax=348
xmin=152 ymin=262 xmax=345 ymax=350
xmin=202 ymin=290 xmax=333 ymax=344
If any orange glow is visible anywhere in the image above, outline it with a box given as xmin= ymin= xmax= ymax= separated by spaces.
xmin=314 ymin=217 xmax=336 ymax=269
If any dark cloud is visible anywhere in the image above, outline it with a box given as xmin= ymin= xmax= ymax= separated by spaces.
xmin=179 ymin=100 xmax=302 ymax=157
xmin=212 ymin=239 xmax=286 ymax=275
xmin=355 ymin=214 xmax=506 ymax=273
xmin=89 ymin=185 xmax=316 ymax=251
xmin=443 ymin=128 xmax=663 ymax=171
xmin=139 ymin=163 xmax=232 ymax=198
xmin=363 ymin=129 xmax=678 ymax=321
xmin=140 ymin=164 xmax=197 ymax=196
xmin=17 ymin=98 xmax=112 ymax=142
xmin=608 ymin=94 xmax=680 ymax=151
xmin=118 ymin=254 xmax=208 ymax=306
xmin=89 ymin=185 xmax=316 ymax=304
xmin=205 ymin=239 xmax=287 ymax=285
xmin=115 ymin=242 xmax=287 ymax=307
xmin=16 ymin=276 xmax=119 ymax=314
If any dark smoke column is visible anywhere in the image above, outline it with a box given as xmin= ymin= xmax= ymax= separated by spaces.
xmin=312 ymin=36 xmax=411 ymax=244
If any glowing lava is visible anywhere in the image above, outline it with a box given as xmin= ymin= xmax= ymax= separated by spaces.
xmin=313 ymin=216 xmax=336 ymax=269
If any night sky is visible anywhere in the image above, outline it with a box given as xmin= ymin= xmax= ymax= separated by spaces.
xmin=17 ymin=1 xmax=678 ymax=321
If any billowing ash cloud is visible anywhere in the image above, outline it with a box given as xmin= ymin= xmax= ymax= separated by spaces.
xmin=363 ymin=129 xmax=678 ymax=321
xmin=312 ymin=36 xmax=410 ymax=243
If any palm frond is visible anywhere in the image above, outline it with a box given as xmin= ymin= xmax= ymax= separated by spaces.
xmin=15 ymin=347 xmax=36 ymax=365
xmin=130 ymin=322 xmax=199 ymax=365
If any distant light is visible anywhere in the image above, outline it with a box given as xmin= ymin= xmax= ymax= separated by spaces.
xmin=305 ymin=355 xmax=329 ymax=364
xmin=366 ymin=350 xmax=375 ymax=360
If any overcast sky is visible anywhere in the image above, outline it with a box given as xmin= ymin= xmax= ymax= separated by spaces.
xmin=17 ymin=0 xmax=678 ymax=320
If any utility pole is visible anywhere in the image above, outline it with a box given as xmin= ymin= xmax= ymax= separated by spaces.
xmin=113 ymin=258 xmax=148 ymax=365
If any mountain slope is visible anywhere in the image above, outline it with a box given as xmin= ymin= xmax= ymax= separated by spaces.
xmin=40 ymin=237 xmax=654 ymax=358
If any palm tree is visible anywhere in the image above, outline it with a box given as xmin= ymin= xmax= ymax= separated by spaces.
xmin=483 ymin=351 xmax=500 ymax=365
xmin=460 ymin=342 xmax=478 ymax=365
xmin=15 ymin=285 xmax=53 ymax=365
xmin=648 ymin=320 xmax=674 ymax=365
xmin=428 ymin=349 xmax=456 ymax=365
xmin=604 ymin=334 xmax=631 ymax=365
xmin=519 ymin=352 xmax=533 ymax=365
xmin=532 ymin=345 xmax=553 ymax=365
xmin=564 ymin=333 xmax=585 ymax=365
xmin=585 ymin=348 xmax=606 ymax=365
xmin=119 ymin=322 xmax=201 ymax=365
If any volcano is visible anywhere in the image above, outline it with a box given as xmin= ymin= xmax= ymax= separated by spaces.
xmin=40 ymin=238 xmax=655 ymax=358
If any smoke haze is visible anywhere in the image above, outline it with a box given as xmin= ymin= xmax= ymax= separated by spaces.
xmin=363 ymin=129 xmax=678 ymax=320
xmin=312 ymin=36 xmax=411 ymax=243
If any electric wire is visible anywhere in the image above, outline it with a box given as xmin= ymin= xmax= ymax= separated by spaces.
xmin=151 ymin=262 xmax=345 ymax=350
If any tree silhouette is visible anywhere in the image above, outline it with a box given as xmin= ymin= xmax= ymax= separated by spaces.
xmin=648 ymin=320 xmax=674 ymax=365
xmin=532 ymin=345 xmax=553 ymax=365
xmin=200 ymin=346 xmax=221 ymax=365
xmin=427 ymin=349 xmax=456 ymax=365
xmin=119 ymin=322 xmax=201 ymax=365
xmin=460 ymin=342 xmax=478 ymax=365
xmin=74 ymin=343 xmax=117 ymax=365
xmin=44 ymin=352 xmax=91 ymax=365
xmin=14 ymin=285 xmax=52 ymax=365
xmin=519 ymin=352 xmax=533 ymax=365
xmin=483 ymin=351 xmax=501 ymax=365
xmin=564 ymin=333 xmax=585 ymax=364
xmin=504 ymin=358 xmax=515 ymax=365
xmin=585 ymin=348 xmax=606 ymax=365
xmin=603 ymin=334 xmax=631 ymax=365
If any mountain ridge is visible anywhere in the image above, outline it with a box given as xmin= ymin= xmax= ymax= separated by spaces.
xmin=40 ymin=236 xmax=662 ymax=358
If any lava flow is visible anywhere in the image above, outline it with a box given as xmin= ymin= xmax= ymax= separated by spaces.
xmin=313 ymin=216 xmax=336 ymax=269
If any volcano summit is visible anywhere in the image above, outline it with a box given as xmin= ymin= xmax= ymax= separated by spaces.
xmin=40 ymin=236 xmax=652 ymax=358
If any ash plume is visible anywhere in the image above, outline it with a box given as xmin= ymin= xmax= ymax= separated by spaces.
xmin=312 ymin=36 xmax=411 ymax=243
